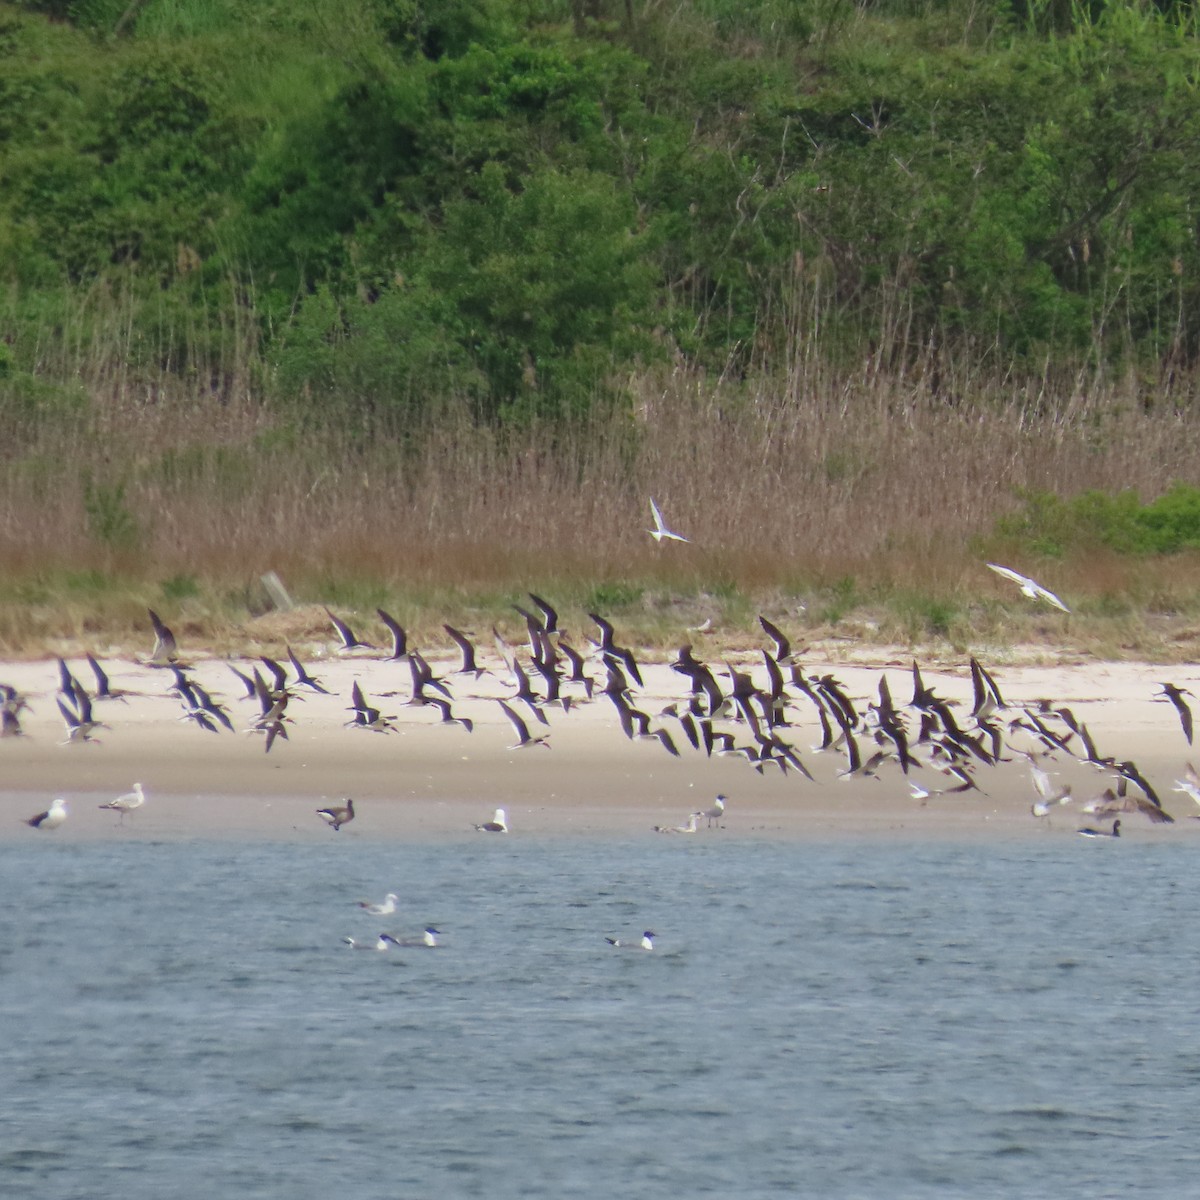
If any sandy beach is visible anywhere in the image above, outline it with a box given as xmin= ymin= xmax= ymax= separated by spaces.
xmin=2 ymin=644 xmax=1197 ymax=843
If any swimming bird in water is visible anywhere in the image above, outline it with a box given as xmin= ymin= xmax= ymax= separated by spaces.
xmin=606 ymin=931 xmax=655 ymax=950
xmin=343 ymin=933 xmax=400 ymax=951
xmin=388 ymin=927 xmax=442 ymax=948
xmin=1156 ymin=683 xmax=1194 ymax=745
xmin=648 ymin=498 xmax=689 ymax=543
xmin=985 ymin=563 xmax=1070 ymax=613
xmin=358 ymin=892 xmax=398 ymax=916
xmin=474 ymin=807 xmax=508 ymax=833
xmin=1078 ymin=819 xmax=1121 ymax=839
xmin=99 ymin=782 xmax=145 ymax=824
xmin=26 ymin=797 xmax=68 ymax=830
xmin=317 ymin=798 xmax=355 ymax=832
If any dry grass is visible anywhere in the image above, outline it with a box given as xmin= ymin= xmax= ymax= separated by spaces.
xmin=5 ymin=311 xmax=1200 ymax=659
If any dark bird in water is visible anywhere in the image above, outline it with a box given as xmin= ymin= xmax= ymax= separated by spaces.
xmin=1156 ymin=683 xmax=1194 ymax=745
xmin=1078 ymin=819 xmax=1120 ymax=839
xmin=316 ymin=798 xmax=355 ymax=831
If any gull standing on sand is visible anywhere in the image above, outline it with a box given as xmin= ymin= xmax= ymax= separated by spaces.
xmin=701 ymin=794 xmax=727 ymax=828
xmin=26 ymin=797 xmax=68 ymax=830
xmin=474 ymin=808 xmax=508 ymax=833
xmin=317 ymin=798 xmax=355 ymax=832
xmin=99 ymin=782 xmax=145 ymax=824
xmin=648 ymin=498 xmax=689 ymax=543
xmin=985 ymin=563 xmax=1070 ymax=613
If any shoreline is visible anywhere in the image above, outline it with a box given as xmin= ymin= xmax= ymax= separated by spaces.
xmin=2 ymin=650 xmax=1197 ymax=844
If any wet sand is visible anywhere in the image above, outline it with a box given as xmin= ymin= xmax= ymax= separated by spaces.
xmin=2 ymin=649 xmax=1197 ymax=842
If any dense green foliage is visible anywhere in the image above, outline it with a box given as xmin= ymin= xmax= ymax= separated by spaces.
xmin=3 ymin=0 xmax=1200 ymax=421
xmin=997 ymin=483 xmax=1200 ymax=555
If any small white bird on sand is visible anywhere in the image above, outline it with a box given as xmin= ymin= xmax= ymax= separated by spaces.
xmin=26 ymin=798 xmax=68 ymax=830
xmin=648 ymin=498 xmax=689 ymax=543
xmin=99 ymin=782 xmax=145 ymax=823
xmin=606 ymin=931 xmax=655 ymax=950
xmin=985 ymin=563 xmax=1070 ymax=613
xmin=474 ymin=807 xmax=508 ymax=833
xmin=358 ymin=892 xmax=399 ymax=916
xmin=701 ymin=794 xmax=727 ymax=828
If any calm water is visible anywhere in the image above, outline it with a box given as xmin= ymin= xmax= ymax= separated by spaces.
xmin=3 ymin=829 xmax=1200 ymax=1199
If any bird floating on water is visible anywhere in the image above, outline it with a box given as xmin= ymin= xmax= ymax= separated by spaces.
xmin=1078 ymin=819 xmax=1121 ymax=838
xmin=985 ymin=563 xmax=1070 ymax=613
xmin=358 ymin=892 xmax=398 ymax=916
xmin=648 ymin=498 xmax=689 ymax=544
xmin=389 ymin=927 xmax=442 ymax=948
xmin=343 ymin=933 xmax=399 ymax=951
xmin=26 ymin=797 xmax=68 ymax=830
xmin=606 ymin=931 xmax=655 ymax=950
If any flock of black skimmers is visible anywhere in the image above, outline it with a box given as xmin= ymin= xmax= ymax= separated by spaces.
xmin=6 ymin=576 xmax=1198 ymax=842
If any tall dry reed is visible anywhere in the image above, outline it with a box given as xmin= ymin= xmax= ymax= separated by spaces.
xmin=4 ymin=291 xmax=1200 ymax=651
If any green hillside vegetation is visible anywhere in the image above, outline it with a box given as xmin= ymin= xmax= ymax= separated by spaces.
xmin=3 ymin=0 xmax=1200 ymax=655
